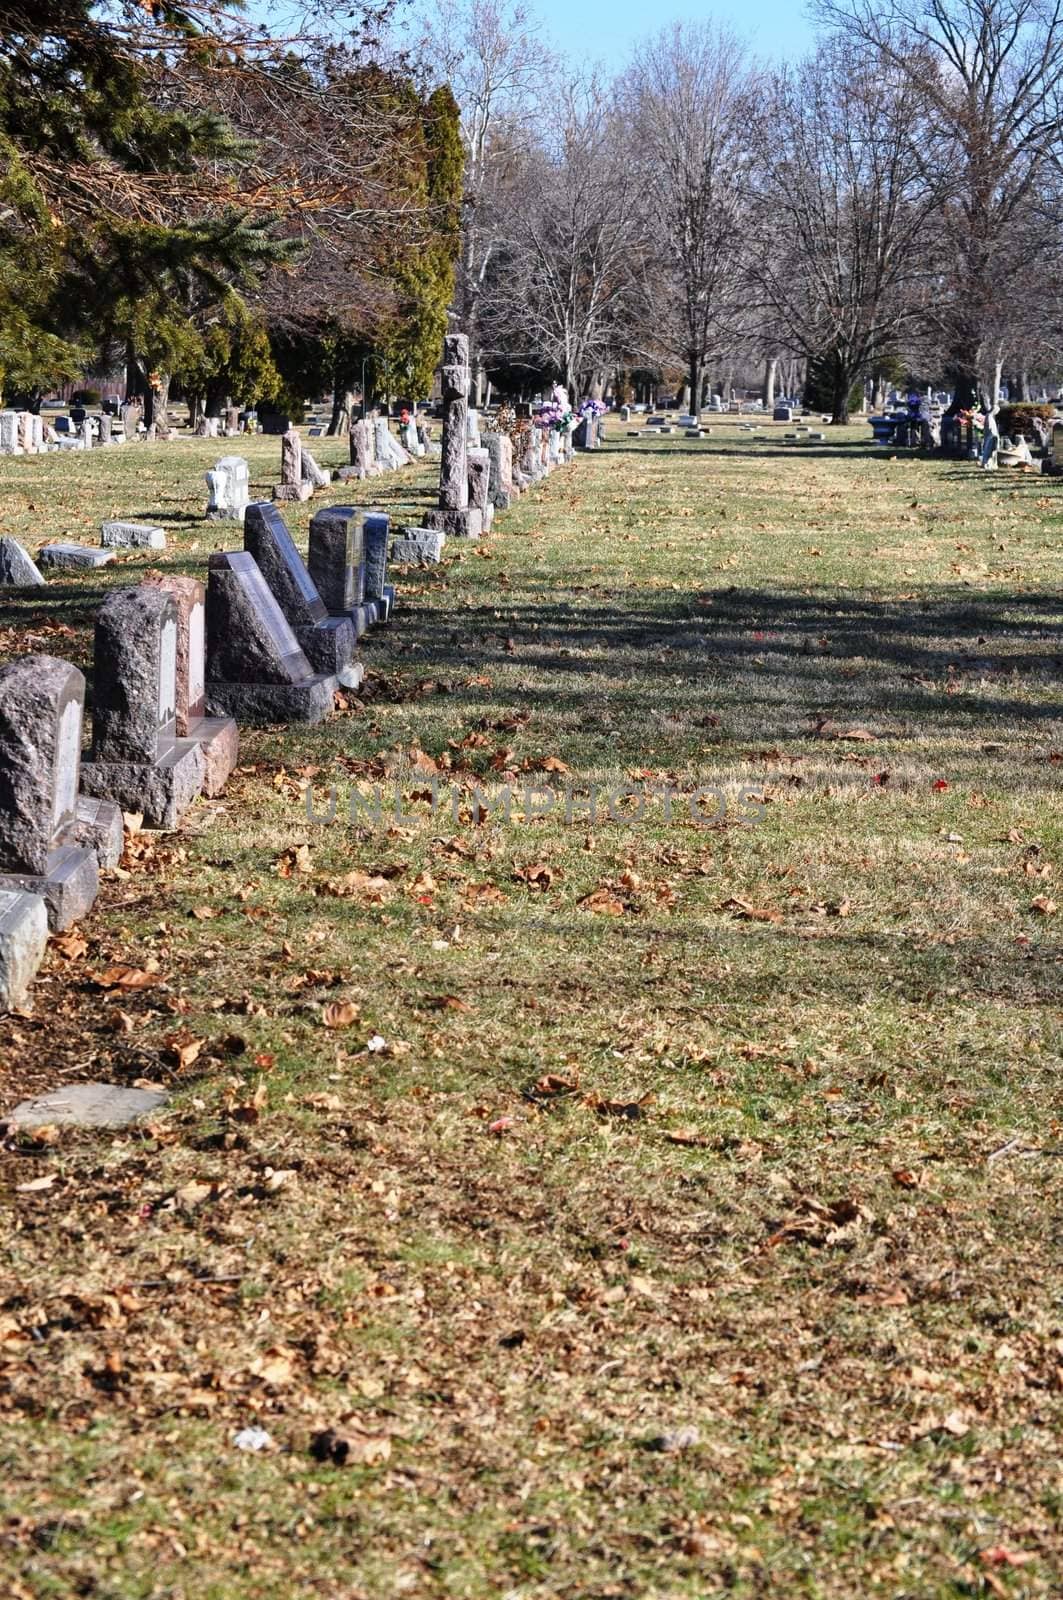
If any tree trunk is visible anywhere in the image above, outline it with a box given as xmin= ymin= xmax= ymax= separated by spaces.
xmin=991 ymin=356 xmax=1003 ymax=407
xmin=688 ymin=355 xmax=702 ymax=422
xmin=763 ymin=356 xmax=777 ymax=411
xmin=830 ymin=358 xmax=852 ymax=425
xmin=329 ymin=390 xmax=354 ymax=436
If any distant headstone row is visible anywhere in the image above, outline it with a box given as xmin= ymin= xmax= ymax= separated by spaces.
xmin=0 ymin=338 xmax=586 ymax=1017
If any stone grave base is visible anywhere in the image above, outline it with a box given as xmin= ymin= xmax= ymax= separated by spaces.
xmin=0 ymin=845 xmax=98 ymax=932
xmin=392 ymin=528 xmax=445 ymax=563
xmin=295 ymin=617 xmax=358 ymax=680
xmin=81 ymin=740 xmax=205 ymax=830
xmin=75 ymin=796 xmax=124 ymax=868
xmin=0 ymin=890 xmax=48 ymax=1011
xmin=273 ymin=483 xmax=314 ymax=503
xmin=206 ymin=675 xmax=337 ymax=727
xmin=188 ymin=717 xmax=240 ymax=798
xmin=101 ymin=521 xmax=166 ymax=550
xmin=424 ymin=507 xmax=482 ymax=539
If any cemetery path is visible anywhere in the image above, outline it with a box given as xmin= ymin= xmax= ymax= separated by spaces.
xmin=1 ymin=425 xmax=1062 ymax=1597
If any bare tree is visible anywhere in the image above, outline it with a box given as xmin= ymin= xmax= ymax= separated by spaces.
xmin=408 ymin=0 xmax=553 ymax=400
xmin=478 ymin=76 xmax=643 ymax=393
xmin=624 ymin=24 xmax=756 ymax=415
xmin=749 ymin=43 xmax=937 ymax=422
xmin=816 ymin=0 xmax=1063 ymax=406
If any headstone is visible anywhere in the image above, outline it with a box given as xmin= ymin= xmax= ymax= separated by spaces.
xmin=0 ymin=656 xmax=99 ymax=930
xmin=0 ymin=538 xmax=45 ymax=588
xmin=361 ymin=513 xmax=390 ymax=622
xmin=0 ymin=412 xmax=20 ymax=454
xmin=100 ymin=520 xmax=166 ymax=550
xmin=467 ymin=447 xmax=491 ymax=536
xmin=274 ymin=429 xmax=313 ymax=502
xmin=4 ymin=1082 xmax=169 ymax=1130
xmin=38 ymin=544 xmax=114 ymax=571
xmin=620 ymin=405 xmax=631 ymax=422
xmin=467 ymin=408 xmax=481 ymax=449
xmin=402 ymin=417 xmax=422 ymax=456
xmin=80 ymin=587 xmax=205 ymax=829
xmin=773 ymin=406 xmax=793 ymax=422
xmin=225 ymin=405 xmax=240 ymax=437
xmin=243 ymin=502 xmax=360 ymax=686
xmin=373 ymin=418 xmax=409 ymax=471
xmin=425 ymin=333 xmax=481 ymax=538
xmin=121 ymin=403 xmax=141 ymax=439
xmin=348 ymin=418 xmax=370 ymax=478
xmin=0 ymin=889 xmax=48 ymax=1012
xmin=143 ymin=575 xmax=239 ymax=797
xmin=205 ymin=454 xmax=250 ymax=522
xmin=308 ymin=506 xmax=375 ymax=635
xmin=205 ymin=551 xmax=338 ymax=725
xmin=301 ymin=447 xmax=330 ymax=490
xmin=391 ymin=527 xmax=445 ymax=563
xmin=484 ymin=433 xmax=514 ymax=509
xmin=98 ymin=413 xmax=112 ymax=446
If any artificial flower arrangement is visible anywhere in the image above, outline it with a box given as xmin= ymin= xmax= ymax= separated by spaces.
xmin=536 ymin=384 xmax=574 ymax=431
xmin=578 ymin=397 xmax=606 ymax=419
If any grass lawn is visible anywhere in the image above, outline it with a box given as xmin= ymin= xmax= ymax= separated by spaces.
xmin=0 ymin=420 xmax=1061 ymax=1598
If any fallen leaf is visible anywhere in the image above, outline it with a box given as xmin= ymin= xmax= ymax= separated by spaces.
xmin=578 ymin=889 xmax=625 ymax=916
xmin=322 ymin=1001 xmax=359 ymax=1029
xmin=276 ymin=844 xmax=312 ymax=878
xmin=164 ymin=1032 xmax=205 ymax=1070
xmin=541 ymin=755 xmax=570 ymax=773
xmin=94 ymin=965 xmax=163 ymax=991
xmin=51 ymin=931 xmax=88 ymax=960
xmin=1031 ymin=896 xmax=1057 ymax=916
xmin=16 ymin=1173 xmax=57 ymax=1193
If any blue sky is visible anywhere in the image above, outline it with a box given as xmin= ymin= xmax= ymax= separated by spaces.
xmin=260 ymin=0 xmax=818 ymax=69
xmin=537 ymin=0 xmax=816 ymax=68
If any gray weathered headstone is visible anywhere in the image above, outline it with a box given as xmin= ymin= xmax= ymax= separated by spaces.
xmin=467 ymin=447 xmax=491 ymax=537
xmin=274 ymin=429 xmax=313 ymax=502
xmin=205 ymin=551 xmax=338 ymax=725
xmin=0 ymin=656 xmax=98 ymax=930
xmin=425 ymin=334 xmax=479 ymax=538
xmin=301 ymin=447 xmax=330 ymax=490
xmin=38 ymin=544 xmax=114 ymax=571
xmin=391 ymin=527 xmax=445 ymax=563
xmin=485 ymin=433 xmax=515 ymax=509
xmin=0 ymin=890 xmax=48 ymax=1012
xmin=205 ymin=455 xmax=250 ymax=522
xmin=100 ymin=521 xmax=166 ymax=550
xmin=80 ymin=587 xmax=205 ymax=829
xmin=0 ymin=538 xmax=45 ymax=588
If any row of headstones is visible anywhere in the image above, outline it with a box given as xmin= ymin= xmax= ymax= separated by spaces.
xmin=0 ymin=500 xmax=396 ymax=1011
xmin=0 ymin=421 xmax=419 ymax=584
xmin=409 ymin=335 xmax=582 ymax=562
xmin=0 ymin=407 xmax=147 ymax=455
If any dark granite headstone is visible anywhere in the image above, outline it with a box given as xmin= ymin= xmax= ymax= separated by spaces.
xmin=244 ymin=502 xmax=359 ymax=683
xmin=308 ymin=506 xmax=366 ymax=620
xmin=80 ymin=587 xmax=205 ymax=828
xmin=0 ymin=655 xmax=99 ymax=929
xmin=205 ymin=552 xmax=338 ymax=725
xmin=361 ymin=512 xmax=390 ymax=620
